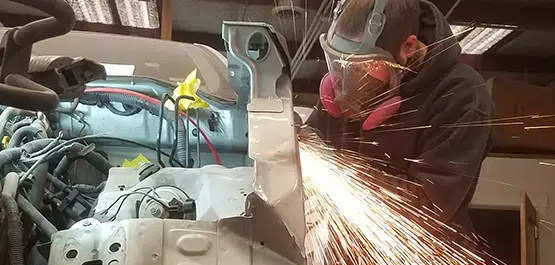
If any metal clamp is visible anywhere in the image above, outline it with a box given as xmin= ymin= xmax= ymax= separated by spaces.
xmin=222 ymin=22 xmax=290 ymax=113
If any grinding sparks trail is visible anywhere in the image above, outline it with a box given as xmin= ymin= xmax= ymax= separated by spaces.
xmin=299 ymin=137 xmax=496 ymax=265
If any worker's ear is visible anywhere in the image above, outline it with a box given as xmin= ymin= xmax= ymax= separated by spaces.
xmin=403 ymin=35 xmax=419 ymax=57
xmin=398 ymin=35 xmax=418 ymax=64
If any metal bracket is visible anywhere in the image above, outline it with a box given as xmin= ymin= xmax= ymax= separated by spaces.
xmin=222 ymin=22 xmax=290 ymax=113
xmin=222 ymin=22 xmax=306 ymax=256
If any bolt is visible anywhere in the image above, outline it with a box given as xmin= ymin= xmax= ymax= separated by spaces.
xmin=83 ymin=220 xmax=91 ymax=226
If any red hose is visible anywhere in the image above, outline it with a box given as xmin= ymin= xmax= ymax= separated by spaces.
xmin=84 ymin=88 xmax=222 ymax=165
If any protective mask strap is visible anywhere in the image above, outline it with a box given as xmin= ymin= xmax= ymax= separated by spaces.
xmin=327 ymin=0 xmax=389 ymax=55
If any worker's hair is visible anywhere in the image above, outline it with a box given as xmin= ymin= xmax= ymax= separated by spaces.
xmin=335 ymin=0 xmax=421 ymax=55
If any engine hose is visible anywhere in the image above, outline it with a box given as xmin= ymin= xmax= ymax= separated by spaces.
xmin=10 ymin=118 xmax=32 ymax=135
xmin=63 ymin=143 xmax=112 ymax=175
xmin=72 ymin=182 xmax=105 ymax=194
xmin=21 ymin=139 xmax=112 ymax=177
xmin=0 ymin=139 xmax=58 ymax=172
xmin=84 ymin=93 xmax=189 ymax=167
xmin=28 ymin=163 xmax=48 ymax=208
xmin=43 ymin=173 xmax=95 ymax=209
xmin=0 ymin=107 xmax=35 ymax=145
xmin=11 ymin=0 xmax=75 ymax=47
xmin=7 ymin=126 xmax=42 ymax=149
xmin=0 ymin=149 xmax=23 ymax=172
xmin=16 ymin=195 xmax=58 ymax=238
xmin=1 ymin=194 xmax=24 ymax=265
xmin=45 ymin=172 xmax=67 ymax=189
xmin=20 ymin=139 xmax=55 ymax=154
xmin=43 ymin=190 xmax=82 ymax=221
xmin=52 ymin=156 xmax=73 ymax=179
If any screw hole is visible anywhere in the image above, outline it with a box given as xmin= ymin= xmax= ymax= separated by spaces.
xmin=260 ymin=241 xmax=265 ymax=246
xmin=109 ymin=242 xmax=122 ymax=253
xmin=66 ymin=249 xmax=78 ymax=259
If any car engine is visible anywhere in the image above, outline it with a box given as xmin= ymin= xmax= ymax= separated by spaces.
xmin=0 ymin=2 xmax=306 ymax=265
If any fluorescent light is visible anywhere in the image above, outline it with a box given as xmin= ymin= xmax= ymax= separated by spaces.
xmin=116 ymin=0 xmax=159 ymax=28
xmin=450 ymin=25 xmax=470 ymax=35
xmin=101 ymin=63 xmax=136 ymax=76
xmin=459 ymin=27 xmax=514 ymax=55
xmin=65 ymin=0 xmax=114 ymax=24
xmin=91 ymin=0 xmax=113 ymax=24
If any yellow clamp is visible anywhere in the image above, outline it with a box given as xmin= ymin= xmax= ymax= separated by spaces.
xmin=164 ymin=68 xmax=210 ymax=111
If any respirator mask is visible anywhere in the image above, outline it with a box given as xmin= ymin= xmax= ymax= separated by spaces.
xmin=319 ymin=0 xmax=405 ymax=131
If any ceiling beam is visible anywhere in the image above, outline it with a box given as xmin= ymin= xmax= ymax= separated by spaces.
xmin=107 ymin=0 xmax=122 ymax=25
xmin=458 ymin=54 xmax=555 ymax=73
xmin=158 ymin=0 xmax=173 ymax=40
xmin=207 ymin=0 xmax=555 ymax=29
xmin=434 ymin=0 xmax=555 ymax=29
xmin=201 ymin=0 xmax=324 ymax=11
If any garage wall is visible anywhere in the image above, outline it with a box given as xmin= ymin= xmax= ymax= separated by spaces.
xmin=472 ymin=156 xmax=555 ymax=265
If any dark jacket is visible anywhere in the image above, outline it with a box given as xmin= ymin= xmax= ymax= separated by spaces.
xmin=306 ymin=0 xmax=493 ymax=234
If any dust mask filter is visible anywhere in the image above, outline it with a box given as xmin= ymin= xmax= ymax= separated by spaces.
xmin=319 ymin=70 xmax=402 ymax=131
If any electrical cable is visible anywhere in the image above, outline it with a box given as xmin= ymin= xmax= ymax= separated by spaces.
xmin=76 ymin=136 xmax=185 ymax=167
xmin=82 ymin=91 xmax=191 ymax=168
xmin=56 ymin=98 xmax=80 ymax=113
xmin=84 ymin=88 xmax=221 ymax=165
xmin=158 ymin=94 xmax=175 ymax=167
xmin=135 ymin=185 xmax=192 ymax=219
xmin=97 ymin=188 xmax=167 ymax=221
xmin=154 ymin=184 xmax=191 ymax=199
xmin=29 ymin=131 xmax=63 ymax=158
xmin=175 ymin=95 xmax=196 ymax=168
xmin=99 ymin=97 xmax=142 ymax=116
xmin=157 ymin=94 xmax=194 ymax=168
xmin=1 ymin=194 xmax=24 ymax=265
xmin=22 ymin=135 xmax=183 ymax=168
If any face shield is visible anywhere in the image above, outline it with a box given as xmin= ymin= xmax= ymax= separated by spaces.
xmin=319 ymin=0 xmax=405 ymax=131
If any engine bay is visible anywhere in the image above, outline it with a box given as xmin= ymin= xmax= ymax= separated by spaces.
xmin=0 ymin=2 xmax=306 ymax=265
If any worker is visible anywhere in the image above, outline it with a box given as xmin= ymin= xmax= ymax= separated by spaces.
xmin=305 ymin=0 xmax=493 ymax=241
